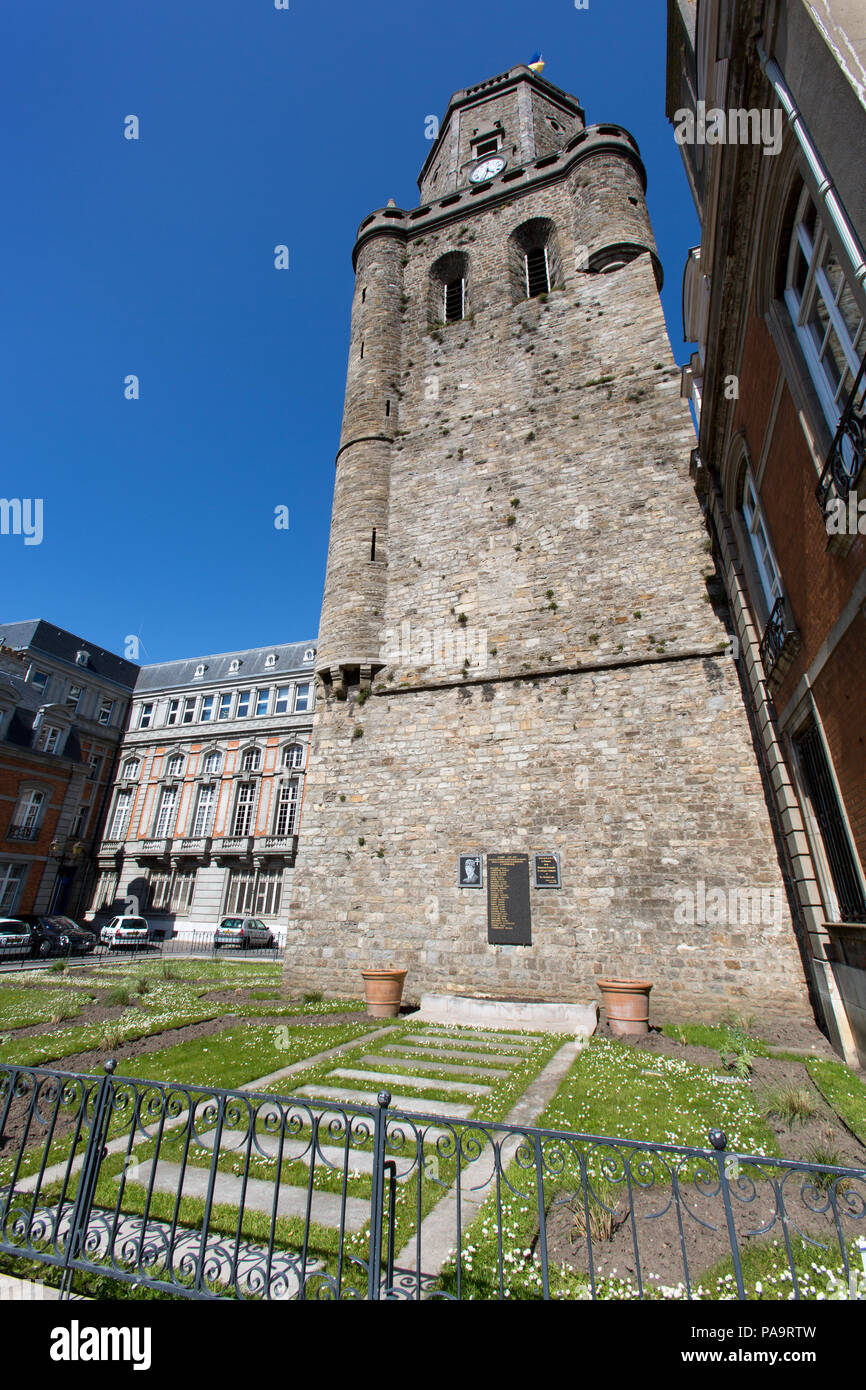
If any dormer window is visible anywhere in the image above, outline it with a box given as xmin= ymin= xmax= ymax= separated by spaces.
xmin=229 ymin=659 xmax=241 ymax=673
xmin=265 ymin=654 xmax=277 ymax=668
xmin=194 ymin=664 xmax=206 ymax=679
xmin=303 ymin=648 xmax=315 ymax=662
xmin=75 ymin=650 xmax=90 ymax=668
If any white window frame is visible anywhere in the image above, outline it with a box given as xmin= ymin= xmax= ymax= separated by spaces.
xmin=139 ymin=703 xmax=154 ymax=729
xmin=109 ymin=791 xmax=132 ymax=840
xmin=784 ymin=185 xmax=865 ymax=435
xmin=66 ymin=685 xmax=83 ymax=711
xmin=217 ymin=693 xmax=233 ymax=720
xmin=274 ymin=780 xmax=300 ymax=836
xmin=0 ymin=863 xmax=26 ymax=914
xmin=154 ymin=786 xmax=178 ymax=838
xmin=742 ymin=472 xmax=783 ymax=615
xmin=192 ymin=784 xmax=216 ymax=837
xmin=294 ymin=683 xmax=311 ymax=713
xmin=204 ymin=751 xmax=222 ymax=775
xmin=283 ymin=743 xmax=305 ymax=770
xmin=97 ymin=698 xmax=114 ymax=726
xmin=200 ymin=695 xmax=215 ymax=722
xmin=122 ymin=757 xmax=141 ymax=781
xmin=232 ymin=782 xmax=257 ymax=836
xmin=274 ymin=687 xmax=290 ymax=715
xmin=14 ymin=789 xmax=46 ymax=834
xmin=181 ymin=697 xmax=196 ymax=725
xmin=236 ymin=691 xmax=251 ymax=718
xmin=254 ymin=689 xmax=270 ymax=718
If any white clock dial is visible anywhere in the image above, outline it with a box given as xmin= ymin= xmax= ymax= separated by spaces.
xmin=469 ymin=157 xmax=506 ymax=183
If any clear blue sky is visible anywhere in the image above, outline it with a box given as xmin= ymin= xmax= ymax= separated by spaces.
xmin=0 ymin=0 xmax=699 ymax=665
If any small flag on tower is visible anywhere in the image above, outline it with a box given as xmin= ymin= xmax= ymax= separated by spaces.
xmin=528 ymin=51 xmax=545 ymax=74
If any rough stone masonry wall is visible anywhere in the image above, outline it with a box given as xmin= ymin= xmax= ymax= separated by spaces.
xmin=285 ymin=659 xmax=808 ymax=1019
xmin=288 ymin=145 xmax=812 ymax=1021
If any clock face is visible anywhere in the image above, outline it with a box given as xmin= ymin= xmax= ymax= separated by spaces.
xmin=469 ymin=156 xmax=506 ymax=183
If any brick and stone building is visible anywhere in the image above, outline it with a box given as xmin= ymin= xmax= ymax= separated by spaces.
xmin=666 ymin=0 xmax=866 ymax=1062
xmin=0 ymin=620 xmax=138 ymax=917
xmin=91 ymin=640 xmax=316 ymax=941
xmin=284 ymin=62 xmax=813 ymax=1024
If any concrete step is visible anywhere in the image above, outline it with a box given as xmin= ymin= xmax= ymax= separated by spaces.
xmin=129 ymin=1157 xmax=370 ymax=1231
xmin=325 ymin=1067 xmax=491 ymax=1095
xmin=295 ymin=1086 xmax=474 ymax=1119
xmin=417 ymin=993 xmax=598 ymax=1035
xmin=362 ymin=1051 xmax=509 ymax=1078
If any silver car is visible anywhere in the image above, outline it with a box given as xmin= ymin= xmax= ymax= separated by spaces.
xmin=213 ymin=917 xmax=275 ymax=950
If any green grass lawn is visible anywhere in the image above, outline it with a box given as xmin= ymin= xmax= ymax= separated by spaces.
xmin=806 ymin=1058 xmax=866 ymax=1145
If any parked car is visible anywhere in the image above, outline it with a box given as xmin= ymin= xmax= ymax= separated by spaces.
xmin=213 ymin=917 xmax=275 ymax=950
xmin=100 ymin=915 xmax=150 ymax=949
xmin=0 ymin=918 xmax=36 ymax=959
xmin=15 ymin=914 xmax=96 ymax=958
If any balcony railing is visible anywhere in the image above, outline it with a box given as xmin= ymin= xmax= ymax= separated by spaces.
xmin=213 ymin=835 xmax=254 ymax=860
xmin=759 ymin=595 xmax=801 ymax=690
xmin=174 ymin=836 xmax=212 ymax=857
xmin=5 ymin=823 xmax=39 ymax=842
xmin=816 ymin=357 xmax=866 ymax=513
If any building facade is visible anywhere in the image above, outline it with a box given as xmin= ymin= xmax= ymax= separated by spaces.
xmin=92 ymin=641 xmax=316 ymax=941
xmin=0 ymin=620 xmax=138 ymax=917
xmin=284 ymin=63 xmax=812 ymax=1022
xmin=666 ymin=0 xmax=866 ymax=1061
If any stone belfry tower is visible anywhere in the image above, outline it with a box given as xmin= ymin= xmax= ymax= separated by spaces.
xmin=287 ymin=64 xmax=809 ymax=1019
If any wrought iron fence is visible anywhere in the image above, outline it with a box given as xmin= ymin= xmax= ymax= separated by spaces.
xmin=2 ymin=1061 xmax=865 ymax=1301
xmin=0 ymin=931 xmax=284 ymax=973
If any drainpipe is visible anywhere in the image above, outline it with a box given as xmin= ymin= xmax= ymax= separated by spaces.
xmin=757 ymin=42 xmax=866 ymax=290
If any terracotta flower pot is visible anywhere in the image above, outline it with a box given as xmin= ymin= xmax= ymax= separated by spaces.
xmin=597 ymin=978 xmax=652 ymax=1036
xmin=360 ymin=968 xmax=407 ymax=1018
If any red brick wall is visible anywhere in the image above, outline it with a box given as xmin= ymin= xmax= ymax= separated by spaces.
xmin=0 ymin=751 xmax=71 ymax=912
xmin=812 ymin=614 xmax=866 ymax=867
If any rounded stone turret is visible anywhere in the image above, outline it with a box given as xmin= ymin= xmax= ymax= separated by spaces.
xmin=568 ymin=125 xmax=663 ymax=288
xmin=315 ymin=225 xmax=405 ymax=694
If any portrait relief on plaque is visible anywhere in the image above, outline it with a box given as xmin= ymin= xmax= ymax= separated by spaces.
xmin=458 ymin=854 xmax=483 ymax=888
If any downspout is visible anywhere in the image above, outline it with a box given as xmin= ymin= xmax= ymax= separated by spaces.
xmin=758 ymin=42 xmax=866 ymax=289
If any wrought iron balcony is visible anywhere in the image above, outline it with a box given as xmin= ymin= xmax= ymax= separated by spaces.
xmin=816 ymin=357 xmax=866 ymax=514
xmin=6 ymin=823 xmax=39 ymax=842
xmin=759 ymin=595 xmax=801 ymax=691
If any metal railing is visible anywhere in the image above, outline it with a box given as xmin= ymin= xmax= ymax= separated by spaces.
xmin=0 ymin=931 xmax=285 ymax=972
xmin=1 ymin=1061 xmax=864 ymax=1301
xmin=816 ymin=356 xmax=866 ymax=513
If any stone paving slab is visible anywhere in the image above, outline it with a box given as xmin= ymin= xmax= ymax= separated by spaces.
xmin=413 ymin=1029 xmax=534 ymax=1049
xmin=392 ymin=1040 xmax=586 ymax=1289
xmin=381 ymin=1045 xmax=520 ymax=1068
xmin=360 ymin=1053 xmax=510 ymax=1078
xmin=295 ymin=1086 xmax=474 ymax=1119
xmin=130 ymin=1158 xmax=370 ymax=1231
xmin=193 ymin=1130 xmax=426 ymax=1180
xmin=326 ymin=1067 xmax=491 ymax=1095
xmin=24 ymin=1201 xmax=321 ymax=1298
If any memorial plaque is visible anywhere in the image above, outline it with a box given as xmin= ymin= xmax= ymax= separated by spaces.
xmin=458 ymin=854 xmax=483 ymax=888
xmin=487 ymin=853 xmax=531 ymax=945
xmin=533 ymin=853 xmax=561 ymax=889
